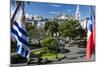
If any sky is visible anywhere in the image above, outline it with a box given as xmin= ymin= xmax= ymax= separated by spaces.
xmin=11 ymin=1 xmax=95 ymax=20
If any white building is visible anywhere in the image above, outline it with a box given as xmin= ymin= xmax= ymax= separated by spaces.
xmin=60 ymin=14 xmax=68 ymax=20
xmin=80 ymin=19 xmax=87 ymax=29
xmin=56 ymin=14 xmax=75 ymax=21
xmin=75 ymin=5 xmax=80 ymax=20
xmin=25 ymin=14 xmax=45 ymax=27
xmin=33 ymin=15 xmax=43 ymax=21
xmin=37 ymin=21 xmax=45 ymax=27
xmin=25 ymin=14 xmax=33 ymax=24
xmin=75 ymin=5 xmax=87 ymax=29
xmin=33 ymin=15 xmax=45 ymax=27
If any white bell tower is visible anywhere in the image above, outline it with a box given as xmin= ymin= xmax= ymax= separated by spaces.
xmin=75 ymin=5 xmax=80 ymax=20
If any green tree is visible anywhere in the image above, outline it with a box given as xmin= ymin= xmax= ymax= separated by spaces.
xmin=40 ymin=37 xmax=57 ymax=53
xmin=44 ymin=21 xmax=59 ymax=37
xmin=59 ymin=19 xmax=83 ymax=40
xmin=59 ymin=19 xmax=86 ymax=46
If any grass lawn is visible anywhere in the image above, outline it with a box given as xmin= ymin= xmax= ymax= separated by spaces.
xmin=41 ymin=53 xmax=64 ymax=60
xmin=32 ymin=50 xmax=64 ymax=61
xmin=32 ymin=50 xmax=41 ymax=55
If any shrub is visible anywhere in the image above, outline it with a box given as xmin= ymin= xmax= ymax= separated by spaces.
xmin=40 ymin=37 xmax=57 ymax=52
xmin=11 ymin=40 xmax=17 ymax=52
xmin=11 ymin=54 xmax=27 ymax=64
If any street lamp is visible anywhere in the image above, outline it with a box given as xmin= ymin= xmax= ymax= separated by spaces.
xmin=54 ymin=32 xmax=59 ymax=59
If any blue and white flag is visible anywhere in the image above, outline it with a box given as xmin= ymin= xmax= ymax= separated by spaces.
xmin=11 ymin=6 xmax=30 ymax=58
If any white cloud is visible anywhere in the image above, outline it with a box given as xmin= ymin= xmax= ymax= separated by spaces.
xmin=67 ymin=9 xmax=72 ymax=12
xmin=49 ymin=12 xmax=60 ymax=14
xmin=50 ymin=4 xmax=61 ymax=7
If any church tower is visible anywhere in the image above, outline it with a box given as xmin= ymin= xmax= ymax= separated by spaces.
xmin=75 ymin=5 xmax=80 ymax=20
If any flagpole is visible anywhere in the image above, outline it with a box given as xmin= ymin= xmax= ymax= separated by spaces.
xmin=27 ymin=50 xmax=31 ymax=65
xmin=11 ymin=1 xmax=21 ymax=26
xmin=11 ymin=1 xmax=31 ymax=64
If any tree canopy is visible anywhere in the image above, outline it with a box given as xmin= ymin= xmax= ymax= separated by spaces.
xmin=44 ymin=21 xmax=59 ymax=37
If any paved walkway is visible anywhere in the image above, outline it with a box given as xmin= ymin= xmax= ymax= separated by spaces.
xmin=52 ymin=47 xmax=95 ymax=64
xmin=11 ymin=47 xmax=95 ymax=66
